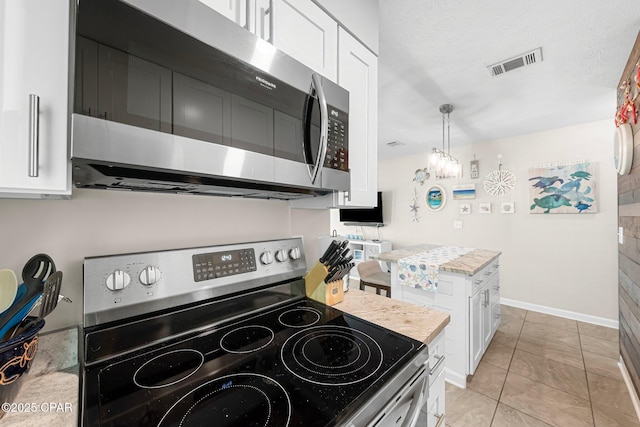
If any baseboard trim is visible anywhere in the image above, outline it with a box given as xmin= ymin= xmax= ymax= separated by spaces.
xmin=500 ymin=298 xmax=618 ymax=329
xmin=619 ymin=357 xmax=640 ymax=423
xmin=445 ymin=369 xmax=467 ymax=389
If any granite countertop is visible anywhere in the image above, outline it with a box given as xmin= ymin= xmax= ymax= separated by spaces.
xmin=375 ymin=245 xmax=501 ymax=276
xmin=334 ymin=288 xmax=450 ymax=344
xmin=2 ymin=327 xmax=79 ymax=426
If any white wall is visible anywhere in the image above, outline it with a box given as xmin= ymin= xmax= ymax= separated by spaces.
xmin=332 ymin=119 xmax=619 ymax=321
xmin=0 ymin=189 xmax=329 ymax=331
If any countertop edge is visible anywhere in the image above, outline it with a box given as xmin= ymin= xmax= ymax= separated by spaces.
xmin=334 ymin=289 xmax=450 ymax=345
xmin=376 ymin=245 xmax=501 ymax=276
xmin=440 ymin=249 xmax=501 ymax=276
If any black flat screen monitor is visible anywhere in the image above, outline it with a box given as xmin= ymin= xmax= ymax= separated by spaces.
xmin=339 ymin=192 xmax=383 ymax=224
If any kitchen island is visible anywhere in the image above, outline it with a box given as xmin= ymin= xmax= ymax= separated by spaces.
xmin=375 ymin=245 xmax=501 ymax=388
xmin=6 ymin=292 xmax=449 ymax=427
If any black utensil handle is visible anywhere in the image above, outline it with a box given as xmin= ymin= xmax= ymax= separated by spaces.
xmin=325 ymin=250 xmax=342 ymax=268
xmin=320 ymin=240 xmax=339 ymax=263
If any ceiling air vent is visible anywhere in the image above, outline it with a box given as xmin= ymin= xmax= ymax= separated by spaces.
xmin=487 ymin=47 xmax=542 ymax=77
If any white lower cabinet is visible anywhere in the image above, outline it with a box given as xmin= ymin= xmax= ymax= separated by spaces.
xmin=422 ymin=330 xmax=446 ymax=427
xmin=470 ymin=274 xmax=500 ymax=374
xmin=391 ymin=256 xmax=501 ymax=388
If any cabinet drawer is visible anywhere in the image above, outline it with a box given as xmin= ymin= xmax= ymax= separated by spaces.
xmin=471 ymin=259 xmax=499 ymax=294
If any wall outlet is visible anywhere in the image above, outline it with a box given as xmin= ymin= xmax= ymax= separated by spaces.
xmin=454 ymin=220 xmax=463 ymax=229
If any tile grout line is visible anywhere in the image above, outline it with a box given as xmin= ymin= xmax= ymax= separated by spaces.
xmin=578 ymin=326 xmax=598 ymax=427
xmin=488 ymin=308 xmax=526 ymax=426
xmin=495 ymin=309 xmax=588 ymax=427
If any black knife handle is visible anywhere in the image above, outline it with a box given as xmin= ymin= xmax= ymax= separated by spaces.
xmin=320 ymin=240 xmax=339 ymax=263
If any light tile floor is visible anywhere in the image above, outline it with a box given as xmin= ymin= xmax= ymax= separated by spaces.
xmin=442 ymin=305 xmax=640 ymax=427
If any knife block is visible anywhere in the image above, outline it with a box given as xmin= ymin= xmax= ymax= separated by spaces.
xmin=305 ymin=262 xmax=344 ymax=306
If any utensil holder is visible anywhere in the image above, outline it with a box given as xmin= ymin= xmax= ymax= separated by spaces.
xmin=305 ymin=262 xmax=344 ymax=306
xmin=0 ymin=318 xmax=44 ymax=419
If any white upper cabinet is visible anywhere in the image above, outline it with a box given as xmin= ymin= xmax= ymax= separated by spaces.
xmin=290 ymin=27 xmax=379 ymax=208
xmin=198 ymin=0 xmax=247 ymax=27
xmin=271 ymin=0 xmax=338 ymax=82
xmin=336 ymin=27 xmax=378 ymax=207
xmin=247 ymin=0 xmax=273 ymax=42
xmin=0 ymin=0 xmax=72 ymax=198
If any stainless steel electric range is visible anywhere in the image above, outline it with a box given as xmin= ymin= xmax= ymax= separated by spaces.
xmin=81 ymin=238 xmax=428 ymax=426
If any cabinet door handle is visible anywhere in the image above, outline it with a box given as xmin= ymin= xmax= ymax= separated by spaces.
xmin=433 ymin=413 xmax=445 ymax=427
xmin=484 ymin=289 xmax=489 ymax=308
xmin=242 ymin=0 xmax=250 ymax=31
xmin=429 ymin=355 xmax=445 ymax=375
xmin=474 ymin=279 xmax=483 ymax=285
xmin=259 ymin=1 xmax=272 ymax=42
xmin=484 ymin=270 xmax=492 ymax=276
xmin=28 ymin=94 xmax=40 ymax=177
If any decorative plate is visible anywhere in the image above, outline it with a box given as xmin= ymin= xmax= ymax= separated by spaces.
xmin=483 ymin=169 xmax=516 ymax=196
xmin=614 ymin=122 xmax=634 ymax=175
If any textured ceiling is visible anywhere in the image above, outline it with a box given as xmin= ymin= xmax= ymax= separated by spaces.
xmin=377 ymin=0 xmax=640 ymax=160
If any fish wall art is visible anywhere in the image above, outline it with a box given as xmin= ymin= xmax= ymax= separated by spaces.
xmin=528 ymin=162 xmax=597 ymax=214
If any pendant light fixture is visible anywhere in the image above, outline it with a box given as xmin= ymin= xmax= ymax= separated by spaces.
xmin=429 ymin=104 xmax=462 ymax=179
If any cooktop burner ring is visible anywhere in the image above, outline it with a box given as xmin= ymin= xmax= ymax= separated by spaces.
xmin=281 ymin=325 xmax=384 ymax=386
xmin=133 ymin=349 xmax=204 ymax=389
xmin=300 ymin=333 xmax=363 ymax=370
xmin=220 ymin=325 xmax=274 ymax=354
xmin=157 ymin=373 xmax=291 ymax=427
xmin=181 ymin=385 xmax=272 ymax=426
xmin=278 ymin=307 xmax=321 ymax=328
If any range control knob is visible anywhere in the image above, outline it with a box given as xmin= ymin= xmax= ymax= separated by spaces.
xmin=139 ymin=266 xmax=162 ymax=286
xmin=260 ymin=251 xmax=274 ymax=265
xmin=106 ymin=270 xmax=131 ymax=291
xmin=289 ymin=247 xmax=301 ymax=260
xmin=275 ymin=249 xmax=288 ymax=262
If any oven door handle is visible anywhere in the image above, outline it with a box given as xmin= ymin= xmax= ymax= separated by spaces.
xmin=402 ymin=375 xmax=428 ymax=427
xmin=303 ymin=72 xmax=328 ymax=185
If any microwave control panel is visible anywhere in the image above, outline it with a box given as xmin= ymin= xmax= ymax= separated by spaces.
xmin=324 ymin=117 xmax=348 ymax=171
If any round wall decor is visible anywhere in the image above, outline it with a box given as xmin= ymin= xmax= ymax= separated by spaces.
xmin=426 ymin=185 xmax=446 ymax=211
xmin=614 ymin=122 xmax=634 ymax=175
xmin=483 ymin=169 xmax=516 ymax=196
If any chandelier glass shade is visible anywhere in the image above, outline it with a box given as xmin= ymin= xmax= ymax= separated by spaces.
xmin=428 ymin=104 xmax=461 ymax=179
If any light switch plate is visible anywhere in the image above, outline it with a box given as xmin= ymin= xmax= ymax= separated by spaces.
xmin=454 ymin=220 xmax=463 ymax=229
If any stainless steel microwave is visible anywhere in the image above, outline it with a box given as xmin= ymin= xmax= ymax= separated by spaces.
xmin=71 ymin=0 xmax=349 ymax=199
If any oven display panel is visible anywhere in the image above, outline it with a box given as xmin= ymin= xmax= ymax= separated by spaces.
xmin=192 ymin=249 xmax=256 ymax=282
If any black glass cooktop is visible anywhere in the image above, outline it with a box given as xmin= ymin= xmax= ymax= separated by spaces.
xmin=83 ymin=298 xmax=422 ymax=426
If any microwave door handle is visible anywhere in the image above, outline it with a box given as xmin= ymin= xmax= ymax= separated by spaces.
xmin=305 ymin=73 xmax=328 ymax=185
